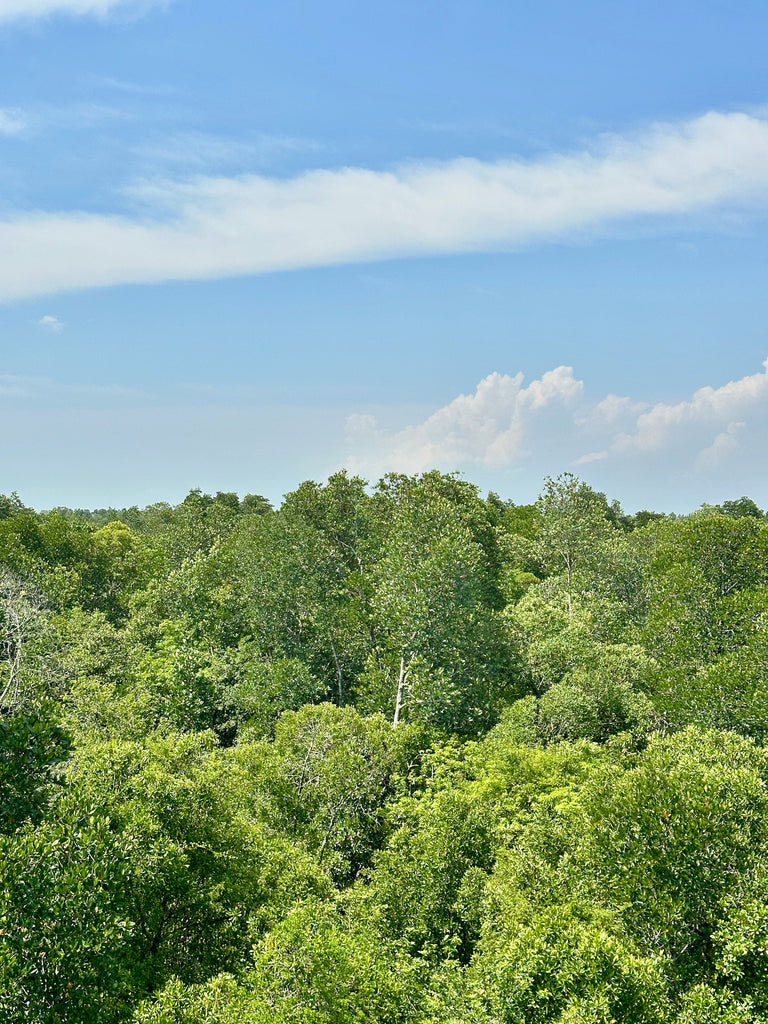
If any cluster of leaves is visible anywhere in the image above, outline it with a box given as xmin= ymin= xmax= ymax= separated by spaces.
xmin=2 ymin=472 xmax=768 ymax=1022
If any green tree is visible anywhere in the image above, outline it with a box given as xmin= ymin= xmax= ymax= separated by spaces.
xmin=0 ymin=800 xmax=136 ymax=1023
xmin=0 ymin=709 xmax=68 ymax=834
xmin=236 ymin=704 xmax=418 ymax=883
xmin=362 ymin=475 xmax=512 ymax=732
xmin=535 ymin=474 xmax=615 ymax=599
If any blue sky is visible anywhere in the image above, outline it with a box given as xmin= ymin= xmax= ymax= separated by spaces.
xmin=2 ymin=0 xmax=768 ymax=511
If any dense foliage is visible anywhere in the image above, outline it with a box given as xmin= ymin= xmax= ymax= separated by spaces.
xmin=2 ymin=472 xmax=768 ymax=1022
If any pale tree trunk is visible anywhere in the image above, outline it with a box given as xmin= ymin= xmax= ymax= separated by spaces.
xmin=330 ymin=640 xmax=344 ymax=707
xmin=393 ymin=656 xmax=408 ymax=727
xmin=0 ymin=573 xmax=40 ymax=709
xmin=0 ymin=602 xmax=22 ymax=707
xmin=565 ymin=552 xmax=573 ymax=618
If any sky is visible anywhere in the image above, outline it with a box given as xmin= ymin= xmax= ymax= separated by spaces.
xmin=1 ymin=0 xmax=768 ymax=512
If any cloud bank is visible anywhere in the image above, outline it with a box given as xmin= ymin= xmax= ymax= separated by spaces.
xmin=0 ymin=0 xmax=163 ymax=22
xmin=345 ymin=359 xmax=768 ymax=500
xmin=1 ymin=362 xmax=766 ymax=510
xmin=2 ymin=110 xmax=768 ymax=301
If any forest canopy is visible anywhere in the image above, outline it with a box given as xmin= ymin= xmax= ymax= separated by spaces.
xmin=2 ymin=471 xmax=768 ymax=1023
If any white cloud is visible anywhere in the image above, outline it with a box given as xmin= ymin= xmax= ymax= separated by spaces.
xmin=0 ymin=107 xmax=25 ymax=135
xmin=694 ymin=421 xmax=745 ymax=472
xmin=574 ymin=450 xmax=608 ymax=465
xmin=0 ymin=0 xmax=165 ymax=23
xmin=2 ymin=364 xmax=766 ymax=510
xmin=1 ymin=110 xmax=768 ymax=301
xmin=611 ymin=358 xmax=768 ymax=454
xmin=37 ymin=314 xmax=63 ymax=332
xmin=346 ymin=367 xmax=583 ymax=476
xmin=591 ymin=394 xmax=649 ymax=426
xmin=345 ymin=358 xmax=768 ymax=497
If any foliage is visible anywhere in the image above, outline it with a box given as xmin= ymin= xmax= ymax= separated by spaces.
xmin=2 ymin=473 xmax=768 ymax=1021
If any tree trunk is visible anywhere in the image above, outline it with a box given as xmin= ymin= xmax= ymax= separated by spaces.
xmin=330 ymin=640 xmax=344 ymax=707
xmin=393 ymin=656 xmax=408 ymax=727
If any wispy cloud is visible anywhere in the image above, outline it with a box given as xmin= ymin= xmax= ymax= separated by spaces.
xmin=0 ymin=0 xmax=167 ymax=23
xmin=1 ymin=110 xmax=768 ymax=301
xmin=0 ymin=374 xmax=39 ymax=397
xmin=84 ymin=74 xmax=176 ymax=96
xmin=346 ymin=359 xmax=768 ymax=492
xmin=0 ymin=107 xmax=25 ymax=135
xmin=0 ymin=373 xmax=266 ymax=404
xmin=0 ymin=102 xmax=133 ymax=140
xmin=132 ymin=131 xmax=321 ymax=175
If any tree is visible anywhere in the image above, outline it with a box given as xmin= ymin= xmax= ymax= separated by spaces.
xmin=536 ymin=643 xmax=656 ymax=742
xmin=640 ymin=511 xmax=768 ymax=668
xmin=210 ymin=510 xmax=353 ymax=698
xmin=235 ymin=704 xmax=417 ymax=883
xmin=362 ymin=478 xmax=512 ymax=733
xmin=535 ymin=474 xmax=615 ymax=608
xmin=0 ymin=710 xmax=68 ymax=834
xmin=0 ymin=570 xmax=49 ymax=711
xmin=717 ymin=497 xmax=764 ymax=520
xmin=0 ymin=800 xmax=136 ymax=1023
xmin=66 ymin=730 xmax=328 ymax=999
